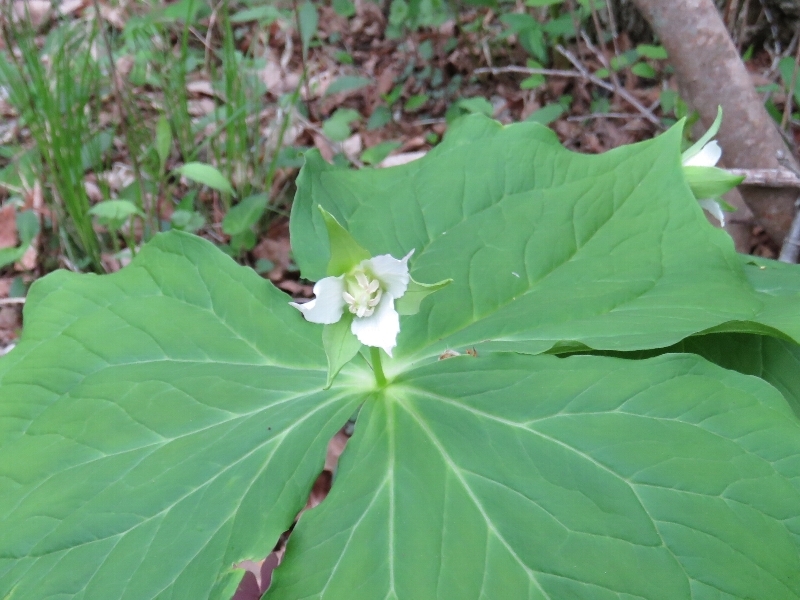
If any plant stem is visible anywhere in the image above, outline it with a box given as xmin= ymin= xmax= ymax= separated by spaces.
xmin=370 ymin=347 xmax=387 ymax=387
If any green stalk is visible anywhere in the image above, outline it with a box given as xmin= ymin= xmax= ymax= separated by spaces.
xmin=370 ymin=347 xmax=387 ymax=387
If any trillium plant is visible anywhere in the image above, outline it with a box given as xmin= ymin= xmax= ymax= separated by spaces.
xmin=3 ymin=114 xmax=800 ymax=600
xmin=290 ymin=208 xmax=449 ymax=386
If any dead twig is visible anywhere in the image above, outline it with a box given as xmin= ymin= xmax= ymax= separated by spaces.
xmin=475 ymin=62 xmax=662 ymax=126
xmin=474 ymin=66 xmax=583 ymax=79
xmin=781 ymin=40 xmax=800 ymax=131
xmin=554 ymin=44 xmax=662 ymax=127
xmin=727 ymin=168 xmax=800 ymax=188
xmin=779 ymin=196 xmax=800 ymax=263
xmin=777 ymin=158 xmax=800 ymax=263
xmin=603 ymin=0 xmax=621 ymax=59
xmin=567 ymin=112 xmax=653 ymax=122
xmin=0 ymin=297 xmax=25 ymax=306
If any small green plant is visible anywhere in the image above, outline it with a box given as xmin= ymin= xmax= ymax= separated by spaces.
xmin=0 ymin=12 xmax=106 ymax=270
xmin=0 ymin=1 xmax=310 ymax=270
xmin=1 ymin=115 xmax=800 ymax=599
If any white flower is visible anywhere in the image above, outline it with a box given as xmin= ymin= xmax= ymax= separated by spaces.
xmin=682 ymin=140 xmax=726 ymax=226
xmin=698 ymin=198 xmax=726 ymax=226
xmin=682 ymin=140 xmax=721 ymax=167
xmin=290 ymin=251 xmax=413 ymax=356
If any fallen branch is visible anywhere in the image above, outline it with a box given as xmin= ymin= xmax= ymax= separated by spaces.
xmin=0 ymin=297 xmax=25 ymax=306
xmin=727 ymin=168 xmax=800 ymax=188
xmin=473 ymin=66 xmax=580 ymax=79
xmin=779 ymin=199 xmax=800 ymax=263
xmin=554 ymin=44 xmax=662 ymax=127
xmin=474 ymin=53 xmax=662 ymax=128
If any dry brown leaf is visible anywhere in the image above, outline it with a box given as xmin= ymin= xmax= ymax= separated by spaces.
xmin=306 ymin=470 xmax=332 ymax=510
xmin=312 ymin=133 xmax=335 ymax=163
xmin=186 ymin=80 xmax=218 ymax=98
xmin=101 ymin=254 xmax=122 ymax=273
xmin=0 ymin=204 xmax=17 ymax=250
xmin=58 ymin=0 xmax=86 ymax=17
xmin=341 ymin=133 xmax=362 ymax=159
xmin=188 ymin=98 xmax=215 ymax=116
xmin=98 ymin=3 xmax=125 ymax=28
xmin=0 ymin=305 xmax=20 ymax=345
xmin=101 ymin=163 xmax=136 ymax=192
xmin=305 ymin=71 xmax=334 ymax=100
xmin=15 ymin=243 xmax=37 ymax=272
xmin=12 ymin=0 xmax=51 ymax=28
xmin=25 ymin=180 xmax=43 ymax=211
xmin=84 ymin=179 xmax=103 ymax=203
xmin=379 ymin=151 xmax=426 ymax=168
xmin=324 ymin=429 xmax=350 ymax=472
xmin=252 ymin=236 xmax=292 ymax=282
xmin=276 ymin=280 xmax=313 ymax=297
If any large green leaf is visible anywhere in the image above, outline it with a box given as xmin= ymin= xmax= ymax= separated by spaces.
xmin=670 ymin=333 xmax=800 ymax=418
xmin=0 ymin=232 xmax=362 ymax=599
xmin=291 ymin=115 xmax=800 ymax=360
xmin=268 ymin=353 xmax=800 ymax=599
xmin=4 ymin=114 xmax=800 ymax=600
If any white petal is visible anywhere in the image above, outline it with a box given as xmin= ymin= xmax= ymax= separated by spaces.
xmin=365 ymin=250 xmax=413 ymax=299
xmin=350 ymin=296 xmax=400 ymax=356
xmin=699 ymin=198 xmax=726 ymax=227
xmin=289 ymin=275 xmax=346 ymax=324
xmin=683 ymin=141 xmax=721 ymax=167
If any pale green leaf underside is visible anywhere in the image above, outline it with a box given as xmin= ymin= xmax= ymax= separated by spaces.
xmin=268 ymin=353 xmax=800 ymax=600
xmin=0 ymin=232 xmax=363 ymax=600
xmin=291 ymin=115 xmax=800 ymax=361
xmin=672 ymin=333 xmax=800 ymax=418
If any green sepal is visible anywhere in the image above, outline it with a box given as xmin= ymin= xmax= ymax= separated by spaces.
xmin=319 ymin=206 xmax=371 ymax=276
xmin=396 ymin=277 xmax=453 ymax=316
xmin=683 ymin=166 xmax=744 ymax=200
xmin=322 ymin=314 xmax=362 ymax=388
xmin=681 ymin=105 xmax=723 ymax=163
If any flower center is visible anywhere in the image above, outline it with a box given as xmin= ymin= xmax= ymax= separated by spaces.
xmin=342 ymin=271 xmax=382 ymax=318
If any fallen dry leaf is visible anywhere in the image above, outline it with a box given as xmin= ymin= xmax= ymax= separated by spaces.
xmin=16 ymin=243 xmax=37 ymax=272
xmin=12 ymin=0 xmax=51 ymax=28
xmin=324 ymin=429 xmax=350 ymax=472
xmin=379 ymin=151 xmax=427 ymax=168
xmin=276 ymin=280 xmax=312 ymax=297
xmin=186 ymin=79 xmax=219 ymax=98
xmin=252 ymin=236 xmax=292 ymax=283
xmin=0 ymin=204 xmax=17 ymax=250
xmin=311 ymin=133 xmax=335 ymax=163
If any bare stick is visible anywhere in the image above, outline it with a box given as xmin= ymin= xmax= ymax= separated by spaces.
xmin=567 ymin=112 xmax=650 ymax=122
xmin=781 ymin=40 xmax=800 ymax=131
xmin=727 ymin=168 xmax=800 ymax=188
xmin=587 ymin=5 xmax=617 ymax=81
xmin=0 ymin=297 xmax=25 ymax=306
xmin=555 ymin=44 xmax=662 ymax=126
xmin=474 ymin=66 xmax=585 ymax=79
xmin=603 ymin=0 xmax=621 ymax=59
xmin=777 ymin=157 xmax=800 ymax=262
xmin=779 ymin=197 xmax=800 ymax=263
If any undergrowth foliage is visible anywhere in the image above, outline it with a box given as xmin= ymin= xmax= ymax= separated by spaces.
xmin=1 ymin=115 xmax=800 ymax=598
